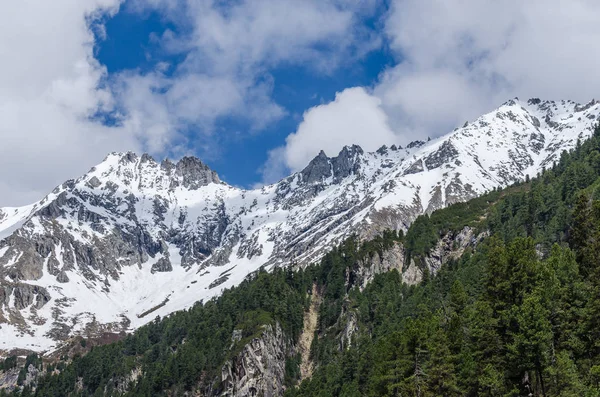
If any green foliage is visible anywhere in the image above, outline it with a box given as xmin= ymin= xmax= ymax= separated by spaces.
xmin=284 ymin=354 xmax=302 ymax=388
xmin=0 ymin=356 xmax=17 ymax=372
xmin=290 ymin=124 xmax=600 ymax=396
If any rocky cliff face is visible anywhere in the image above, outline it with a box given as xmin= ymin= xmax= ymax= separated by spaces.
xmin=349 ymin=226 xmax=491 ymax=290
xmin=221 ymin=322 xmax=294 ymax=397
xmin=336 ymin=226 xmax=487 ymax=350
xmin=0 ymin=98 xmax=598 ymax=352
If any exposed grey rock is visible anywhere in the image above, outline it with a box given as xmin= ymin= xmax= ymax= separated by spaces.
xmin=300 ymin=145 xmax=363 ymax=185
xmin=172 ymin=156 xmax=220 ymax=190
xmin=420 ymin=226 xmax=488 ymax=276
xmin=151 ymin=257 xmax=172 ymax=273
xmin=56 ymin=271 xmax=69 ymax=283
xmin=426 ymin=185 xmax=444 ymax=213
xmin=424 ymin=141 xmax=459 ymax=170
xmin=300 ymin=150 xmax=331 ymax=184
xmin=406 ymin=140 xmax=425 ymax=149
xmin=86 ymin=176 xmax=102 ymax=189
xmin=331 ymin=145 xmax=363 ymax=183
xmin=403 ymin=159 xmax=424 ymax=175
xmin=0 ymin=283 xmax=51 ymax=311
xmin=575 ymin=99 xmax=597 ymax=113
xmin=0 ymin=368 xmax=20 ymax=391
xmin=353 ymin=243 xmax=406 ymax=290
xmin=221 ymin=322 xmax=293 ymax=397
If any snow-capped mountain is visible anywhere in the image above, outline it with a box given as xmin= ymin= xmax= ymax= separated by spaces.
xmin=1 ymin=98 xmax=598 ymax=352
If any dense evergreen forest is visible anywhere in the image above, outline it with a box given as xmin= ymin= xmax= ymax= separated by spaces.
xmin=3 ymin=124 xmax=600 ymax=396
xmin=289 ymin=125 xmax=600 ymax=397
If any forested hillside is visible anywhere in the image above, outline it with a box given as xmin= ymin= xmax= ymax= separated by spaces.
xmin=289 ymin=125 xmax=600 ymax=396
xmin=3 ymin=124 xmax=600 ymax=396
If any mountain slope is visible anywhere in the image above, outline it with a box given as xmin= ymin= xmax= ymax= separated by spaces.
xmin=15 ymin=122 xmax=600 ymax=396
xmin=0 ymin=98 xmax=598 ymax=352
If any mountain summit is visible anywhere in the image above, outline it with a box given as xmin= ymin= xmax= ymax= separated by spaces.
xmin=0 ymin=98 xmax=598 ymax=352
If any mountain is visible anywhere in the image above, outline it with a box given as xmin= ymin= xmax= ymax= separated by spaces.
xmin=0 ymin=98 xmax=598 ymax=352
xmin=12 ymin=122 xmax=600 ymax=396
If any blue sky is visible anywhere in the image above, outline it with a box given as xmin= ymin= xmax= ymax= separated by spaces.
xmin=95 ymin=2 xmax=395 ymax=187
xmin=1 ymin=0 xmax=599 ymax=206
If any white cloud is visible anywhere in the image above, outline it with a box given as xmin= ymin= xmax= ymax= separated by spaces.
xmin=262 ymin=87 xmax=396 ymax=181
xmin=284 ymin=87 xmax=396 ymax=171
xmin=115 ymin=0 xmax=379 ymax=156
xmin=0 ymin=0 xmax=377 ymax=206
xmin=5 ymin=0 xmax=599 ymax=203
xmin=0 ymin=0 xmax=142 ymax=206
xmin=264 ymin=0 xmax=600 ymax=183
xmin=378 ymin=0 xmax=600 ymax=137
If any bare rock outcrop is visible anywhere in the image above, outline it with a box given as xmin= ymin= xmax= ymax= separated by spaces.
xmin=221 ymin=322 xmax=294 ymax=397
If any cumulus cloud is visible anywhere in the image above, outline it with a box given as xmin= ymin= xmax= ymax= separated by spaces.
xmin=378 ymin=0 xmax=600 ymax=136
xmin=284 ymin=87 xmax=396 ymax=171
xmin=260 ymin=87 xmax=396 ymax=182
xmin=264 ymin=0 xmax=600 ymax=183
xmin=114 ymin=0 xmax=380 ymax=156
xmin=4 ymin=0 xmax=600 ymax=203
xmin=0 ymin=0 xmax=141 ymax=206
xmin=0 ymin=0 xmax=377 ymax=205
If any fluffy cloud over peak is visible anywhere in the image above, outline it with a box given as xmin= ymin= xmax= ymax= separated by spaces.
xmin=0 ymin=0 xmax=378 ymax=205
xmin=378 ymin=0 xmax=600 ymax=135
xmin=261 ymin=87 xmax=396 ymax=182
xmin=264 ymin=0 xmax=600 ymax=184
xmin=0 ymin=0 xmax=142 ymax=206
xmin=3 ymin=0 xmax=600 ymax=204
xmin=284 ymin=87 xmax=396 ymax=171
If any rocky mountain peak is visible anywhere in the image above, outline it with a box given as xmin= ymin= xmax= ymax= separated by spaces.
xmin=406 ymin=140 xmax=425 ymax=149
xmin=300 ymin=150 xmax=331 ymax=184
xmin=173 ymin=156 xmax=221 ymax=189
xmin=300 ymin=145 xmax=364 ymax=185
xmin=81 ymin=152 xmax=222 ymax=193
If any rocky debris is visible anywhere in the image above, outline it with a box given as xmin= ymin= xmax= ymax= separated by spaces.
xmin=298 ymin=284 xmax=321 ymax=381
xmin=221 ymin=322 xmax=294 ymax=397
xmin=0 ymin=367 xmax=20 ymax=392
